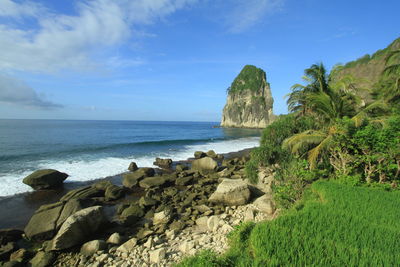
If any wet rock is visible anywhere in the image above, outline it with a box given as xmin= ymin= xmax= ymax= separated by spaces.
xmin=139 ymin=176 xmax=168 ymax=189
xmin=80 ymin=240 xmax=107 ymax=256
xmin=50 ymin=206 xmax=107 ymax=251
xmin=153 ymin=158 xmax=173 ymax=169
xmin=23 ymin=169 xmax=68 ymax=190
xmin=92 ymin=180 xmax=112 ymax=191
xmin=191 ymin=157 xmax=218 ymax=173
xmin=128 ymin=162 xmax=138 ymax=172
xmin=29 ymin=251 xmax=55 ymax=267
xmin=60 ymin=186 xmax=103 ymax=201
xmin=206 ymin=150 xmax=217 ymax=158
xmin=209 ymin=179 xmax=251 ymax=206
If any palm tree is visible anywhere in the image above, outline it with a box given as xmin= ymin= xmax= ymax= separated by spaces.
xmin=381 ymin=50 xmax=400 ymax=103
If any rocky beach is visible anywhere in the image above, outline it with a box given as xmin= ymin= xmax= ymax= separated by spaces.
xmin=0 ymin=148 xmax=278 ymax=267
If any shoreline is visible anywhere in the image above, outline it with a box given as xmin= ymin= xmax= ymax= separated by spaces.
xmin=0 ymin=147 xmax=254 ymax=229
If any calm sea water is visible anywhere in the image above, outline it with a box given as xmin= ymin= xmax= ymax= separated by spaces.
xmin=0 ymin=119 xmax=261 ymax=197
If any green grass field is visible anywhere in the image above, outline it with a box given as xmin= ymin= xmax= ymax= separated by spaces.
xmin=177 ymin=181 xmax=400 ymax=266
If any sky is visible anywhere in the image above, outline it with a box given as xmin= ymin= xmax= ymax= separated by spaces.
xmin=0 ymin=0 xmax=399 ymax=122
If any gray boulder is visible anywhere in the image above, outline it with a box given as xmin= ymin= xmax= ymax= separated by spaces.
xmin=49 ymin=206 xmax=107 ymax=251
xmin=122 ymin=168 xmax=155 ymax=188
xmin=253 ymin=194 xmax=275 ymax=215
xmin=191 ymin=157 xmax=218 ymax=172
xmin=206 ymin=150 xmax=217 ymax=158
xmin=128 ymin=162 xmax=138 ymax=172
xmin=139 ymin=176 xmax=169 ymax=189
xmin=209 ymin=179 xmax=251 ymax=206
xmin=22 ymin=169 xmax=68 ymax=190
xmin=105 ymin=185 xmax=125 ymax=201
xmin=153 ymin=158 xmax=172 ymax=169
xmin=80 ymin=240 xmax=107 ymax=256
xmin=25 ymin=199 xmax=91 ymax=241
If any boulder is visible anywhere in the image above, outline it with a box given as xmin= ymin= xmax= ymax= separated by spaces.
xmin=92 ymin=180 xmax=112 ymax=191
xmin=206 ymin=150 xmax=217 ymax=158
xmin=194 ymin=151 xmax=206 ymax=159
xmin=253 ymin=194 xmax=275 ymax=215
xmin=49 ymin=206 xmax=107 ymax=251
xmin=122 ymin=168 xmax=155 ymax=188
xmin=9 ymin=248 xmax=30 ymax=262
xmin=175 ymin=176 xmax=194 ymax=186
xmin=191 ymin=157 xmax=218 ymax=172
xmin=120 ymin=205 xmax=144 ymax=225
xmin=25 ymin=199 xmax=91 ymax=241
xmin=0 ymin=229 xmax=23 ymax=246
xmin=22 ymin=169 xmax=68 ymax=190
xmin=2 ymin=261 xmax=23 ymax=267
xmin=128 ymin=162 xmax=138 ymax=172
xmin=209 ymin=179 xmax=251 ymax=206
xmin=116 ymin=237 xmax=137 ymax=253
xmin=104 ymin=185 xmax=125 ymax=201
xmin=153 ymin=158 xmax=172 ymax=169
xmin=153 ymin=210 xmax=171 ymax=225
xmin=107 ymin=233 xmax=122 ymax=245
xmin=149 ymin=248 xmax=166 ymax=264
xmin=80 ymin=240 xmax=107 ymax=256
xmin=207 ymin=215 xmax=220 ymax=231
xmin=60 ymin=186 xmax=103 ymax=201
xmin=139 ymin=176 xmax=168 ymax=189
xmin=139 ymin=196 xmax=157 ymax=207
xmin=29 ymin=251 xmax=55 ymax=267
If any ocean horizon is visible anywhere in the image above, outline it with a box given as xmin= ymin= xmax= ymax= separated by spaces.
xmin=0 ymin=119 xmax=261 ymax=197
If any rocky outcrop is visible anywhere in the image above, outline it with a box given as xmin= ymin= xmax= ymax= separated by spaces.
xmin=221 ymin=65 xmax=274 ymax=128
xmin=22 ymin=169 xmax=68 ymax=190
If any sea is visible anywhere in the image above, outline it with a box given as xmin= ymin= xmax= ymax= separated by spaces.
xmin=0 ymin=119 xmax=261 ymax=197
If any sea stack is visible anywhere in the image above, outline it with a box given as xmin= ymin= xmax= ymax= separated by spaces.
xmin=221 ymin=65 xmax=274 ymax=128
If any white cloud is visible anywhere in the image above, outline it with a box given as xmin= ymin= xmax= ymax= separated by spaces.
xmin=0 ymin=0 xmax=197 ymax=73
xmin=225 ymin=0 xmax=284 ymax=33
xmin=0 ymin=74 xmax=62 ymax=108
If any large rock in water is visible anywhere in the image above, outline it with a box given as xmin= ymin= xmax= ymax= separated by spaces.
xmin=49 ymin=206 xmax=107 ymax=251
xmin=22 ymin=169 xmax=68 ymax=190
xmin=209 ymin=179 xmax=251 ymax=206
xmin=220 ymin=65 xmax=274 ymax=128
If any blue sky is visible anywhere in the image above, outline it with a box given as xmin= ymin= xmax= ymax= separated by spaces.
xmin=0 ymin=0 xmax=399 ymax=122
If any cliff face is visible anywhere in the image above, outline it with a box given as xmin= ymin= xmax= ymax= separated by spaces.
xmin=330 ymin=37 xmax=400 ymax=102
xmin=221 ymin=65 xmax=274 ymax=128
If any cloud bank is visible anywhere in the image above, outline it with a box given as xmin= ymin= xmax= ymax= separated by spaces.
xmin=0 ymin=74 xmax=62 ymax=108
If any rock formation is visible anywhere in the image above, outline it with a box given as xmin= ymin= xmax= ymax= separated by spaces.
xmin=221 ymin=65 xmax=274 ymax=128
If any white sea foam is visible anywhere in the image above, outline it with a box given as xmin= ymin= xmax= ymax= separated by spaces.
xmin=0 ymin=137 xmax=260 ymax=197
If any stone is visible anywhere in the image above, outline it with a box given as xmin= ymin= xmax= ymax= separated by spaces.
xmin=120 ymin=205 xmax=144 ymax=225
xmin=60 ymin=186 xmax=103 ymax=201
xmin=117 ymin=238 xmax=137 ymax=253
xmin=128 ymin=162 xmax=138 ymax=172
xmin=0 ymin=229 xmax=23 ymax=246
xmin=9 ymin=248 xmax=30 ymax=262
xmin=0 ymin=242 xmax=16 ymax=261
xmin=2 ymin=261 xmax=23 ymax=267
xmin=122 ymin=168 xmax=155 ymax=188
xmin=107 ymin=233 xmax=122 ymax=245
xmin=22 ymin=169 xmax=68 ymax=190
xmin=153 ymin=210 xmax=171 ymax=225
xmin=25 ymin=199 xmax=91 ymax=241
xmin=221 ymin=65 xmax=274 ymax=128
xmin=29 ymin=251 xmax=55 ymax=267
xmin=195 ymin=216 xmax=208 ymax=230
xmin=169 ymin=221 xmax=184 ymax=232
xmin=80 ymin=240 xmax=107 ymax=256
xmin=194 ymin=151 xmax=206 ymax=159
xmin=220 ymin=224 xmax=234 ymax=234
xmin=179 ymin=241 xmax=195 ymax=254
xmin=206 ymin=150 xmax=217 ymax=158
xmin=153 ymin=158 xmax=173 ymax=169
xmin=253 ymin=194 xmax=275 ymax=215
xmin=175 ymin=176 xmax=194 ymax=186
xmin=193 ymin=205 xmax=211 ymax=213
xmin=139 ymin=176 xmax=168 ymax=189
xmin=244 ymin=209 xmax=255 ymax=222
xmin=92 ymin=180 xmax=112 ymax=191
xmin=191 ymin=157 xmax=218 ymax=172
xmin=139 ymin=196 xmax=157 ymax=207
xmin=207 ymin=216 xmax=220 ymax=232
xmin=209 ymin=179 xmax=251 ymax=206
xmin=105 ymin=185 xmax=125 ymax=201
xmin=175 ymin=164 xmax=187 ymax=172
xmin=49 ymin=206 xmax=107 ymax=251
xmin=149 ymin=248 xmax=165 ymax=263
